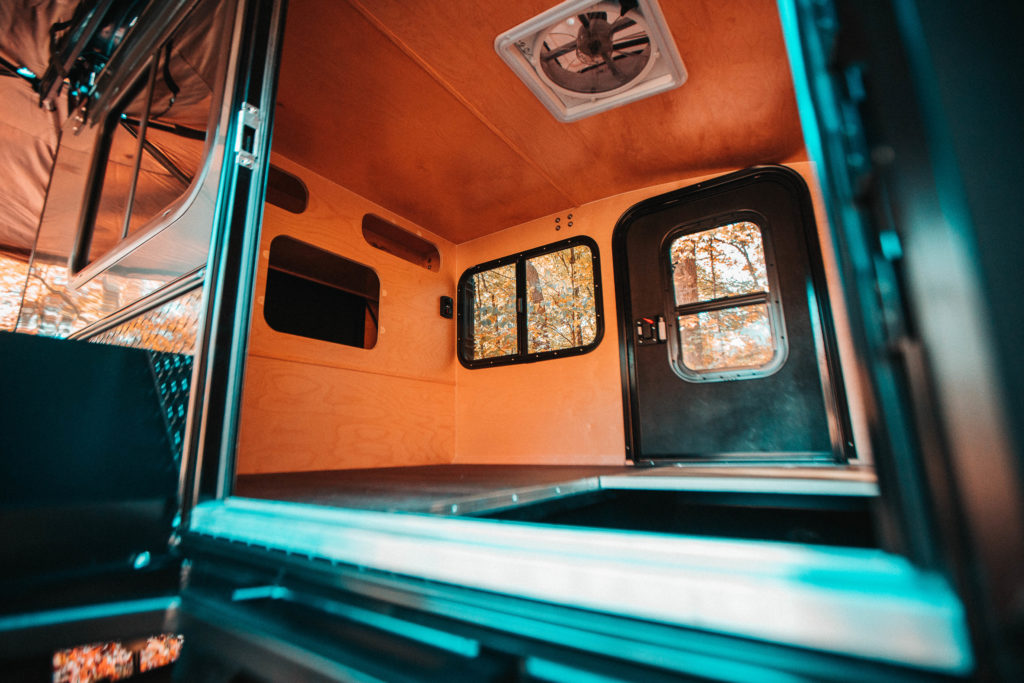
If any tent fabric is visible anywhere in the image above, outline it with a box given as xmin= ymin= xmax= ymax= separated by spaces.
xmin=0 ymin=1 xmax=77 ymax=253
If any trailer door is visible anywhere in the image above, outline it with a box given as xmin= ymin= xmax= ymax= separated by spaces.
xmin=0 ymin=0 xmax=283 ymax=674
xmin=612 ymin=166 xmax=851 ymax=462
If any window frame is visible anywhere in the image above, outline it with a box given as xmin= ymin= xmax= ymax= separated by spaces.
xmin=661 ymin=211 xmax=788 ymax=382
xmin=457 ymin=235 xmax=604 ymax=368
xmin=68 ymin=0 xmax=226 ymax=283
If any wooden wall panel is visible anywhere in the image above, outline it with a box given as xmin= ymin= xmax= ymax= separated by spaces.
xmin=273 ymin=0 xmax=575 ymax=245
xmin=452 ymin=178 xmax=706 ymax=466
xmin=238 ymin=355 xmax=453 ymax=473
xmin=235 ymin=157 xmax=859 ymax=473
xmin=235 ymin=154 xmax=457 ymax=473
xmin=452 ymin=164 xmax=862 ymax=466
xmin=248 ymin=154 xmax=457 ymax=383
xmin=273 ymin=0 xmax=806 ymax=245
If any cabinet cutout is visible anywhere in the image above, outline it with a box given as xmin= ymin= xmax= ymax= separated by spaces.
xmin=264 ymin=236 xmax=379 ymax=349
xmin=266 ymin=165 xmax=308 ymax=214
xmin=362 ymin=214 xmax=440 ymax=271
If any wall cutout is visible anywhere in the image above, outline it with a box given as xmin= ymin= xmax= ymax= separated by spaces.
xmin=264 ymin=236 xmax=379 ymax=349
xmin=362 ymin=214 xmax=440 ymax=271
xmin=266 ymin=164 xmax=308 ymax=214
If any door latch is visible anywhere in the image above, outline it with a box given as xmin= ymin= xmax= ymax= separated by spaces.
xmin=635 ymin=315 xmax=667 ymax=345
xmin=234 ymin=102 xmax=261 ymax=169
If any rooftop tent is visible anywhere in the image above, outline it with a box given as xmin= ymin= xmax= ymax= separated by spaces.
xmin=0 ymin=1 xmax=73 ymax=255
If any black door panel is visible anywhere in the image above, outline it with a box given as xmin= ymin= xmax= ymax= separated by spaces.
xmin=612 ymin=166 xmax=851 ymax=461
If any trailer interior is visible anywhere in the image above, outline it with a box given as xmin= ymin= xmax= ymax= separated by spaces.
xmin=2 ymin=0 xmax=1022 ymax=680
xmin=211 ymin=0 xmax=876 ymax=545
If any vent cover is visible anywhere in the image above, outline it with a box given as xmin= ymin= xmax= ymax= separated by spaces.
xmin=495 ymin=0 xmax=686 ymax=122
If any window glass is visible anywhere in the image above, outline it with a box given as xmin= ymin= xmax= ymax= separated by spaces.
xmin=80 ymin=0 xmax=218 ymax=270
xmin=678 ymin=304 xmax=774 ymax=371
xmin=125 ymin=123 xmax=204 ymax=235
xmin=669 ymin=220 xmax=768 ymax=305
xmin=90 ymin=71 xmax=152 ymax=260
xmin=666 ymin=220 xmax=783 ymax=379
xmin=459 ymin=237 xmax=602 ymax=367
xmin=526 ymin=246 xmax=597 ymax=353
xmin=467 ymin=264 xmax=518 ymax=360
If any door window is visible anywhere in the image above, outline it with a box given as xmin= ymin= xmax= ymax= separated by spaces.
xmin=666 ymin=218 xmax=787 ymax=381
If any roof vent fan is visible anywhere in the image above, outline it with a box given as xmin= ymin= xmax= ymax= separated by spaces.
xmin=495 ymin=0 xmax=686 ymax=122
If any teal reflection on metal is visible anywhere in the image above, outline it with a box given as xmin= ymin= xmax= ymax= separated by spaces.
xmin=0 ymin=597 xmax=179 ymax=632
xmin=230 ymin=585 xmax=480 ymax=658
xmin=525 ymin=658 xmax=628 ymax=683
xmin=776 ymin=0 xmax=828 ymax=187
xmin=192 ymin=498 xmax=973 ymax=673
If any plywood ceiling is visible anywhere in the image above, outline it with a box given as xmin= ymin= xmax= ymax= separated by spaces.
xmin=272 ymin=0 xmax=805 ymax=244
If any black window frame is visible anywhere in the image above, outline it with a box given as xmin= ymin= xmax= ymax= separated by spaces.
xmin=457 ymin=235 xmax=604 ymax=368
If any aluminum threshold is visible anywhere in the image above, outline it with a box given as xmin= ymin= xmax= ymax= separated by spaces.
xmin=190 ymin=497 xmax=970 ymax=674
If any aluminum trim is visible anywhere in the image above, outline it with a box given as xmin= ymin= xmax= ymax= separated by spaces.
xmin=0 ymin=597 xmax=180 ymax=633
xmin=68 ymin=268 xmax=204 ymax=341
xmin=190 ymin=497 xmax=971 ymax=673
xmin=599 ymin=474 xmax=878 ymax=497
xmin=427 ymin=477 xmax=601 ymax=516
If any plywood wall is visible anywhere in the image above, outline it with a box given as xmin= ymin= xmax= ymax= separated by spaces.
xmin=235 ymin=154 xmax=458 ymax=473
xmin=236 ymin=160 xmax=866 ymax=473
xmin=452 ymin=177 xmax=714 ymax=466
xmin=452 ymin=162 xmax=869 ymax=466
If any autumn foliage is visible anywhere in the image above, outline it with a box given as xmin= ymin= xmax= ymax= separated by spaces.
xmin=468 ymin=245 xmax=597 ymax=360
xmin=669 ymin=221 xmax=776 ymax=371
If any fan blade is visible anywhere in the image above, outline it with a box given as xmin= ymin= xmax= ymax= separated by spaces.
xmin=542 ymin=39 xmax=579 ymax=61
xmin=610 ymin=16 xmax=637 ymax=33
xmin=600 ymin=49 xmax=624 ymax=79
xmin=611 ymin=35 xmax=650 ymax=52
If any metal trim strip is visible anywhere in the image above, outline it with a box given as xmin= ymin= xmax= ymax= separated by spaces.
xmin=189 ymin=497 xmax=971 ymax=674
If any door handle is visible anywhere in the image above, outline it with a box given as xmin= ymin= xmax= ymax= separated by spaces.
xmin=635 ymin=315 xmax=667 ymax=345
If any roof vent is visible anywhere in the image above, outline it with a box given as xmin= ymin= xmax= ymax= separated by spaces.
xmin=495 ymin=0 xmax=686 ymax=122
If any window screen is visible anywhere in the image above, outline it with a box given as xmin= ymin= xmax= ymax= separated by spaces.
xmin=458 ymin=237 xmax=602 ymax=367
xmin=666 ymin=219 xmax=786 ymax=380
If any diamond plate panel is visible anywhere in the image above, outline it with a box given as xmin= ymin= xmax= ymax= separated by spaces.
xmin=89 ymin=287 xmax=203 ymax=354
xmin=149 ymin=351 xmax=195 ymax=460
xmin=88 ymin=287 xmax=203 ymax=461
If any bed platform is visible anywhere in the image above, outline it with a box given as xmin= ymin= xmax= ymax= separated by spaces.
xmin=235 ymin=464 xmax=879 ymax=547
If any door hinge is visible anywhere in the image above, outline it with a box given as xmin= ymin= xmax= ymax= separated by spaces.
xmin=234 ymin=102 xmax=261 ymax=169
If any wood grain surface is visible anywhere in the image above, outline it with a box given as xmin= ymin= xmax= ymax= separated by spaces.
xmin=272 ymin=0 xmax=806 ymax=244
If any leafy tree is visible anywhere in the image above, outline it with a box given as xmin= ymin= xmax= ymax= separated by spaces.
xmin=669 ymin=221 xmax=774 ymax=371
xmin=469 ymin=246 xmax=597 ymax=360
xmin=470 ymin=264 xmax=517 ymax=359
xmin=526 ymin=246 xmax=595 ymax=353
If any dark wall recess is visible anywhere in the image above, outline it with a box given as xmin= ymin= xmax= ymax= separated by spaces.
xmin=263 ymin=236 xmax=379 ymax=349
xmin=265 ymin=164 xmax=308 ymax=214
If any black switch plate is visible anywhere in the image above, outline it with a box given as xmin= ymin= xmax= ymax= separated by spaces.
xmin=440 ymin=296 xmax=454 ymax=319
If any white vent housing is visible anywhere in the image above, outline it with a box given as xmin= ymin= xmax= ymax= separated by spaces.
xmin=495 ymin=0 xmax=687 ymax=122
